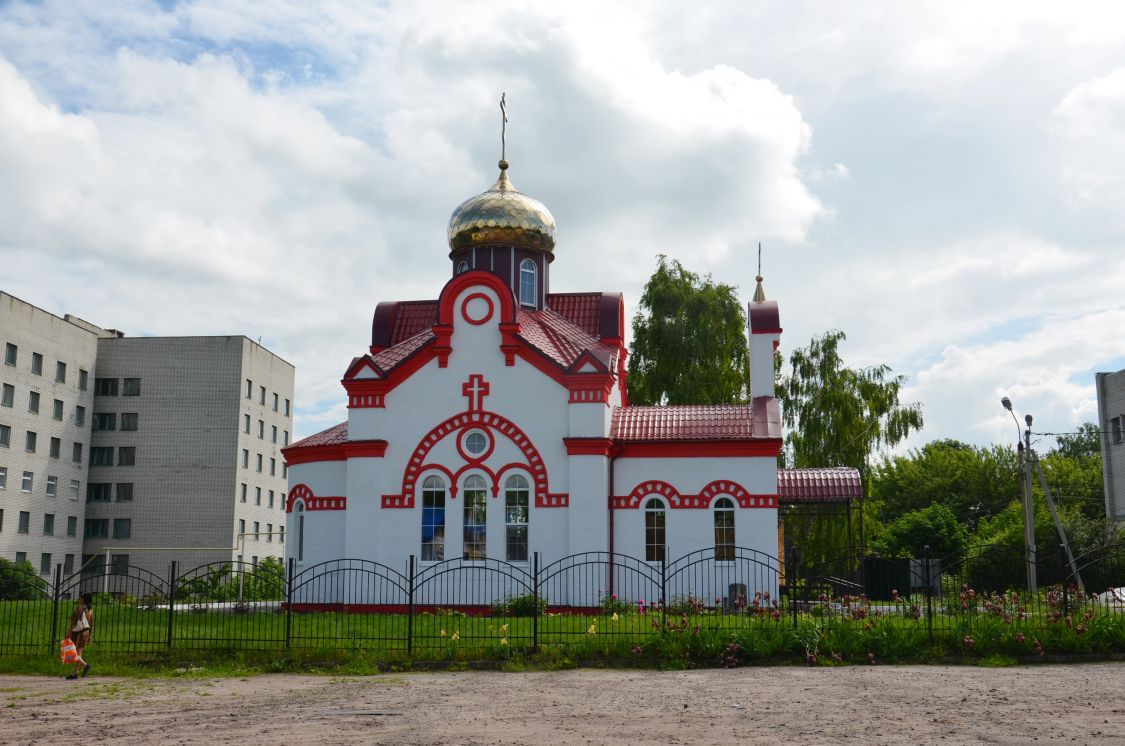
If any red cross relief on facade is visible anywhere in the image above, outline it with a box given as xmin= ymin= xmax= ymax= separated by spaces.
xmin=462 ymin=374 xmax=490 ymax=412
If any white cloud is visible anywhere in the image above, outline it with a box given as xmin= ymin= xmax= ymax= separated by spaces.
xmin=1051 ymin=67 xmax=1125 ymax=207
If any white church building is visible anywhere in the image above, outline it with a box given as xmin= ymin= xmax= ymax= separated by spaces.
xmin=282 ymin=156 xmax=795 ymax=604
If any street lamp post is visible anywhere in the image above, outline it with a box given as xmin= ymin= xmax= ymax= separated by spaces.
xmin=1001 ymin=397 xmax=1037 ymax=594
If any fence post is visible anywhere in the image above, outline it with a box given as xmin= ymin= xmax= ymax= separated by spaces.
xmin=50 ymin=563 xmax=62 ymax=652
xmin=532 ymin=552 xmax=540 ymax=652
xmin=923 ymin=545 xmax=933 ymax=643
xmin=285 ymin=558 xmax=294 ymax=650
xmin=167 ymin=561 xmax=177 ymax=650
xmin=660 ymin=558 xmax=667 ymax=632
xmin=791 ymin=562 xmax=798 ymax=629
xmin=407 ymin=555 xmax=415 ymax=655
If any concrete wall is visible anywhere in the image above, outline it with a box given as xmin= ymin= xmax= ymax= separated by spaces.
xmin=1097 ymin=370 xmax=1125 ymax=524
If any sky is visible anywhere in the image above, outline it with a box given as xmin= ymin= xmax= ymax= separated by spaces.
xmin=1 ymin=0 xmax=1123 ymax=454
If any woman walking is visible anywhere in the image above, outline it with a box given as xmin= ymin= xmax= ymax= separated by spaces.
xmin=66 ymin=593 xmax=93 ymax=680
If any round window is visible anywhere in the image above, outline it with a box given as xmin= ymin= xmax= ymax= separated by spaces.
xmin=464 ymin=430 xmax=488 ymax=456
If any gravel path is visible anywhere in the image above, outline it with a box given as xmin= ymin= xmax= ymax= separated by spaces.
xmin=2 ymin=664 xmax=1124 ymax=744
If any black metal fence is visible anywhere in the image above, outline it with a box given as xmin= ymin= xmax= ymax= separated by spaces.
xmin=2 ymin=541 xmax=1123 ymax=657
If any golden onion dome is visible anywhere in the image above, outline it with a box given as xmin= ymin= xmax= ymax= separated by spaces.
xmin=448 ymin=160 xmax=556 ymax=254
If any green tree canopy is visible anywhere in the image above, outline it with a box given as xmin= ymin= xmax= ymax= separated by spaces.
xmin=873 ymin=503 xmax=969 ymax=559
xmin=1049 ymin=422 xmax=1102 ymax=460
xmin=870 ymin=440 xmax=1018 ymax=530
xmin=627 ymin=256 xmax=749 ymax=405
xmin=779 ymin=329 xmax=923 ymax=481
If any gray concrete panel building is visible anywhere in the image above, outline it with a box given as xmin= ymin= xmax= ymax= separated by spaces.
xmin=1 ymin=290 xmax=294 ymax=580
xmin=1096 ymin=369 xmax=1125 ymax=526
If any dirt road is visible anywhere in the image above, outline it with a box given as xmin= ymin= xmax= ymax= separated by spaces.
xmin=2 ymin=664 xmax=1124 ymax=744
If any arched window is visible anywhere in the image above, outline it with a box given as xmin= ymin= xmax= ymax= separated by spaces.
xmin=296 ymin=503 xmax=305 ymax=562
xmin=462 ymin=474 xmax=487 ymax=560
xmin=644 ymin=498 xmax=666 ymax=563
xmin=421 ymin=475 xmax=446 ymax=561
xmin=519 ymin=259 xmax=536 ymax=306
xmin=504 ymin=474 xmax=529 ymax=561
xmin=457 ymin=260 xmax=469 ymax=275
xmin=713 ymin=497 xmax=735 ymax=561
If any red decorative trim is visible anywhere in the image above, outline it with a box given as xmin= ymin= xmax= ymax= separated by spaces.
xmin=432 ymin=324 xmax=453 ymax=367
xmin=384 ymin=409 xmax=560 ymax=509
xmin=563 ymin=437 xmax=616 ymax=457
xmin=538 ymin=493 xmax=569 ymax=508
xmin=612 ymin=479 xmax=777 ymax=509
xmin=343 ymin=344 xmax=437 ymax=408
xmin=616 ymin=439 xmax=782 ymax=458
xmin=285 ymin=484 xmax=347 ymax=513
xmin=751 ymin=327 xmax=783 ymax=335
xmin=437 ymin=270 xmax=516 ymax=327
xmin=455 ymin=427 xmax=495 ymax=464
xmin=461 ymin=373 xmax=490 ymax=412
xmin=283 ymin=439 xmax=388 ymax=465
xmin=460 ymin=292 xmax=495 ymax=325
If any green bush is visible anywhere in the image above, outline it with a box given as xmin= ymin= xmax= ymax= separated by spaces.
xmin=0 ymin=559 xmax=49 ymax=601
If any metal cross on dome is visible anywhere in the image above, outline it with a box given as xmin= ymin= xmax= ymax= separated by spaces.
xmin=462 ymin=374 xmax=490 ymax=412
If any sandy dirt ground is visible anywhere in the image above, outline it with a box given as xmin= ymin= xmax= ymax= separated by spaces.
xmin=2 ymin=664 xmax=1124 ymax=745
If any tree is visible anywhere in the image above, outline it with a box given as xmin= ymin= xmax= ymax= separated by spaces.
xmin=873 ymin=504 xmax=968 ymax=559
xmin=627 ymin=256 xmax=749 ymax=405
xmin=779 ymin=330 xmax=923 ymax=481
xmin=1050 ymin=422 xmax=1102 ymax=460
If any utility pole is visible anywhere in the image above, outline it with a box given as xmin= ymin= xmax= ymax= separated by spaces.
xmin=1023 ymin=413 xmax=1038 ymax=594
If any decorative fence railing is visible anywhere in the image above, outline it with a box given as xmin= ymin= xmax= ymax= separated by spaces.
xmin=2 ymin=542 xmax=1124 ymax=657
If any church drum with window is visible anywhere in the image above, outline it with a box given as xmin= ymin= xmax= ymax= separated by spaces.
xmin=282 ymin=157 xmax=785 ymax=609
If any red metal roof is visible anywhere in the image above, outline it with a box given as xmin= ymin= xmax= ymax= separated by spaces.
xmin=777 ymin=467 xmax=862 ymax=503
xmin=517 ymin=308 xmax=616 ymax=370
xmin=288 ymin=421 xmax=348 ymax=450
xmin=612 ymin=405 xmax=753 ymax=440
xmin=391 ymin=301 xmax=439 ymax=345
xmin=373 ymin=328 xmax=434 ymax=371
xmin=546 ymin=293 xmax=602 ymax=337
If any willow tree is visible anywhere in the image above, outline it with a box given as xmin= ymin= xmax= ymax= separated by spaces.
xmin=627 ymin=256 xmax=749 ymax=405
xmin=779 ymin=329 xmax=924 ymax=551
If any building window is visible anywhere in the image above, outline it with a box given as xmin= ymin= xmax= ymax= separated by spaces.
xmin=258 ymin=420 xmax=264 ymax=439
xmin=1 ymin=383 xmax=13 ymax=407
xmin=31 ymin=352 xmax=43 ymax=375
xmin=644 ymin=498 xmax=666 ymax=563
xmin=269 ymin=458 xmax=276 ymax=476
xmin=253 ymin=521 xmax=260 ymax=540
xmin=75 ymin=405 xmax=85 ymax=427
xmin=110 ymin=554 xmax=129 ymax=573
xmin=246 ymin=379 xmax=252 ymax=399
xmin=259 ymin=386 xmax=266 ymax=405
xmin=243 ymin=414 xmax=250 ymax=433
xmin=240 ymin=483 xmax=247 ymax=502
xmin=87 ymin=484 xmax=111 ymax=502
xmin=25 ymin=431 xmax=36 ymax=453
xmin=255 ymin=487 xmax=262 ymax=505
xmin=40 ymin=553 xmax=51 ymax=575
xmin=63 ymin=554 xmax=74 ymax=575
xmin=714 ymin=498 xmax=735 ymax=561
xmin=120 ymin=413 xmax=138 ymax=431
xmin=1113 ymin=416 xmax=1123 ymax=445
xmin=282 ymin=463 xmax=288 ymax=478
xmin=462 ymin=475 xmax=487 ymax=560
xmin=272 ymin=392 xmax=279 ymax=412
xmin=21 ymin=471 xmax=33 ymax=492
xmin=49 ymin=437 xmax=60 ymax=458
xmin=78 ymin=369 xmax=88 ymax=390
xmin=285 ymin=399 xmax=290 ymax=417
xmin=297 ymin=504 xmax=305 ymax=561
xmin=0 ymin=509 xmax=4 ymax=530
xmin=241 ymin=449 xmax=249 ymax=468
xmin=268 ymin=490 xmax=274 ymax=508
xmin=69 ymin=480 xmax=79 ymax=499
xmin=43 ymin=513 xmax=54 ymax=536
xmin=463 ymin=430 xmax=488 ymax=457
xmin=256 ymin=454 xmax=263 ymax=472
xmin=239 ymin=519 xmax=246 ymax=536
xmin=28 ymin=391 xmax=39 ymax=414
xmin=90 ymin=447 xmax=113 ymax=466
xmin=122 ymin=378 xmax=140 ymax=396
xmin=519 ymin=259 xmax=536 ymax=306
xmin=267 ymin=523 xmax=273 ymax=542
xmin=55 ymin=361 xmax=67 ymax=383
xmin=52 ymin=399 xmax=63 ymax=420
xmin=4 ymin=343 xmax=16 ymax=366
xmin=67 ymin=516 xmax=77 ymax=537
xmin=271 ymin=425 xmax=277 ymax=444
xmin=280 ymin=491 xmax=286 ymax=509
xmin=15 ymin=552 xmax=26 ymax=565
xmin=92 ymin=413 xmax=116 ymax=431
xmin=279 ymin=526 xmax=284 ymax=544
xmin=0 ymin=466 xmax=6 ymax=489
xmin=284 ymin=430 xmax=289 ymax=445
xmin=504 ymin=474 xmax=529 ymax=562
xmin=94 ymin=378 xmax=118 ymax=396
xmin=0 ymin=424 xmax=9 ymax=447
xmin=117 ymin=447 xmax=135 ymax=466
xmin=18 ymin=510 xmax=31 ymax=533
xmin=72 ymin=443 xmax=82 ymax=463
xmin=46 ymin=475 xmax=57 ymax=497
xmin=421 ymin=475 xmax=446 ymax=561
xmin=457 ymin=260 xmax=469 ymax=274
xmin=112 ymin=519 xmax=131 ymax=539
xmin=115 ymin=483 xmax=134 ymax=502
